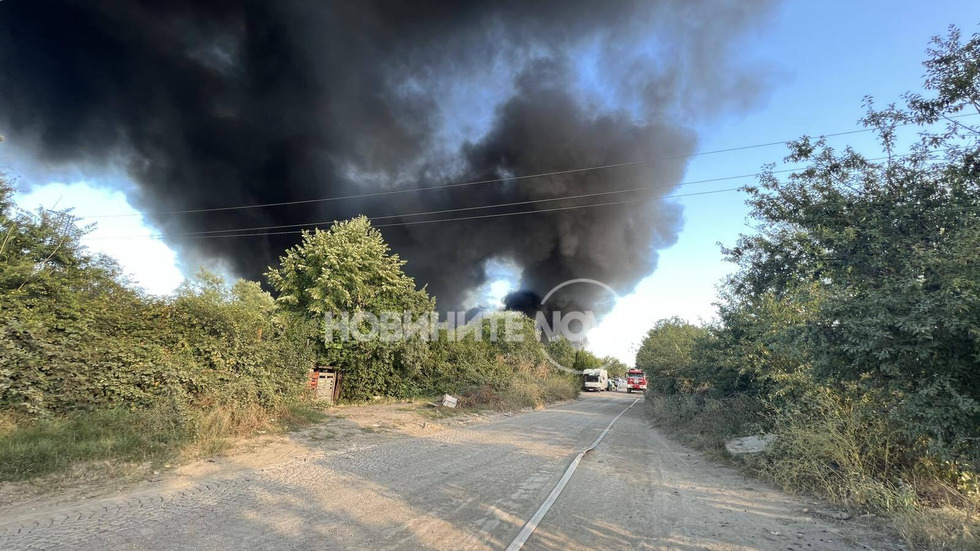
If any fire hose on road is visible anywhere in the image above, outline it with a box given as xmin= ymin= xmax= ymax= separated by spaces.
xmin=505 ymin=398 xmax=640 ymax=551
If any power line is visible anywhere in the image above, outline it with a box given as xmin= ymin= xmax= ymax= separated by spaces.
xmin=78 ymin=114 xmax=976 ymax=220
xmin=89 ymin=148 xmax=948 ymax=241
xmin=173 ymin=169 xmax=798 ymax=237
xmin=89 ymin=166 xmax=793 ymax=241
xmin=89 ymin=186 xmax=743 ymax=241
xmin=207 ymin=187 xmax=745 ymax=237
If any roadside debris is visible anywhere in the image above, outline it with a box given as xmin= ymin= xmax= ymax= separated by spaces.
xmin=426 ymin=394 xmax=459 ymax=408
xmin=724 ymin=434 xmax=776 ymax=455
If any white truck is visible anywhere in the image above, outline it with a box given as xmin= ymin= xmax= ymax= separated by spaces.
xmin=582 ymin=368 xmax=609 ymax=392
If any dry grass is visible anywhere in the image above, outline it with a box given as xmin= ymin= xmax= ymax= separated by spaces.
xmin=759 ymin=394 xmax=979 ymax=549
xmin=645 ymin=392 xmax=763 ymax=459
xmin=645 ymin=391 xmax=980 ymax=550
xmin=0 ymin=400 xmax=326 ymax=483
xmin=458 ymin=362 xmax=578 ymax=411
xmin=894 ymin=506 xmax=979 ymax=550
xmin=0 ymin=362 xmax=574 ymax=486
xmin=761 ymin=397 xmax=914 ymax=510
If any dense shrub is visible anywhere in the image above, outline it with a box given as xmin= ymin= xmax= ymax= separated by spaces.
xmin=266 ymin=217 xmax=435 ymax=402
xmin=639 ymin=26 xmax=980 ymax=549
xmin=634 ymin=317 xmax=711 ymax=394
xmin=0 ymin=175 xmax=314 ymax=416
xmin=267 ymin=221 xmax=579 ymax=403
xmin=1 ymin=181 xmax=576 ymax=419
xmin=641 ymin=25 xmax=980 ymax=464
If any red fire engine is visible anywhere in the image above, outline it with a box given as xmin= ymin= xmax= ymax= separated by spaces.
xmin=625 ymin=368 xmax=647 ymax=393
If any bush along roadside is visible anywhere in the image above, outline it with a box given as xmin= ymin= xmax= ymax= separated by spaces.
xmin=0 ymin=177 xmax=579 ymax=483
xmin=638 ymin=27 xmax=980 ymax=551
xmin=645 ymin=391 xmax=979 ymax=550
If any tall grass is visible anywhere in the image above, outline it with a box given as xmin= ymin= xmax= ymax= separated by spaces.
xmin=0 ymin=360 xmax=572 ymax=485
xmin=458 ymin=362 xmax=579 ymax=410
xmin=760 ymin=392 xmax=917 ymax=511
xmin=760 ymin=393 xmax=979 ymax=550
xmin=645 ymin=393 xmax=763 ymax=457
xmin=0 ymin=400 xmax=326 ymax=483
xmin=0 ymin=406 xmax=187 ymax=482
xmin=645 ymin=391 xmax=980 ymax=550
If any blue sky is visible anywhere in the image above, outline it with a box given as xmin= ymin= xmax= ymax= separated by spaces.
xmin=12 ymin=1 xmax=980 ymax=363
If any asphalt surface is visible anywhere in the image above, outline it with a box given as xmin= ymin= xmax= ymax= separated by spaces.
xmin=0 ymin=393 xmax=901 ymax=550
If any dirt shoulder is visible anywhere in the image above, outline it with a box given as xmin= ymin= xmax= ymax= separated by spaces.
xmin=0 ymin=393 xmax=906 ymax=551
xmin=0 ymin=398 xmax=532 ymax=517
xmin=527 ymin=395 xmax=904 ymax=550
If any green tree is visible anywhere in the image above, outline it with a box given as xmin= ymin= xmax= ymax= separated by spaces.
xmin=722 ymin=25 xmax=980 ymax=459
xmin=572 ymin=349 xmax=602 ymax=372
xmin=634 ymin=317 xmax=709 ymax=394
xmin=266 ymin=217 xmax=434 ymax=401
xmin=601 ymin=356 xmax=629 ymax=379
xmin=544 ymin=337 xmax=577 ymax=370
xmin=696 ymin=289 xmax=816 ymax=401
xmin=267 ymin=216 xmax=432 ymax=316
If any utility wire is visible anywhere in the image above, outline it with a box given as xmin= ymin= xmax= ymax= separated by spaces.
xmin=77 ymin=113 xmax=977 ymax=220
xmin=89 ymin=187 xmax=743 ymax=242
xmin=158 ymin=187 xmax=746 ymax=240
xmin=89 ymin=148 xmax=949 ymax=241
xmin=169 ymin=169 xmax=798 ymax=237
xmin=373 ymin=187 xmax=737 ymax=229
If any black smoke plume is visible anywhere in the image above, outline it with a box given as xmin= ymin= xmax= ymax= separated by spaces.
xmin=0 ymin=0 xmax=776 ymax=315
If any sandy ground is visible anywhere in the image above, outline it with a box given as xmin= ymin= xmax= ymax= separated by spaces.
xmin=0 ymin=393 xmax=904 ymax=550
xmin=0 ymin=398 xmax=505 ymax=511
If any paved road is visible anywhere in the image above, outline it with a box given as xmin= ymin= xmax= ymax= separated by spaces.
xmin=0 ymin=393 xmax=899 ymax=550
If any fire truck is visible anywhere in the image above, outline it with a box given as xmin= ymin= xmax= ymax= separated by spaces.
xmin=625 ymin=368 xmax=647 ymax=393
